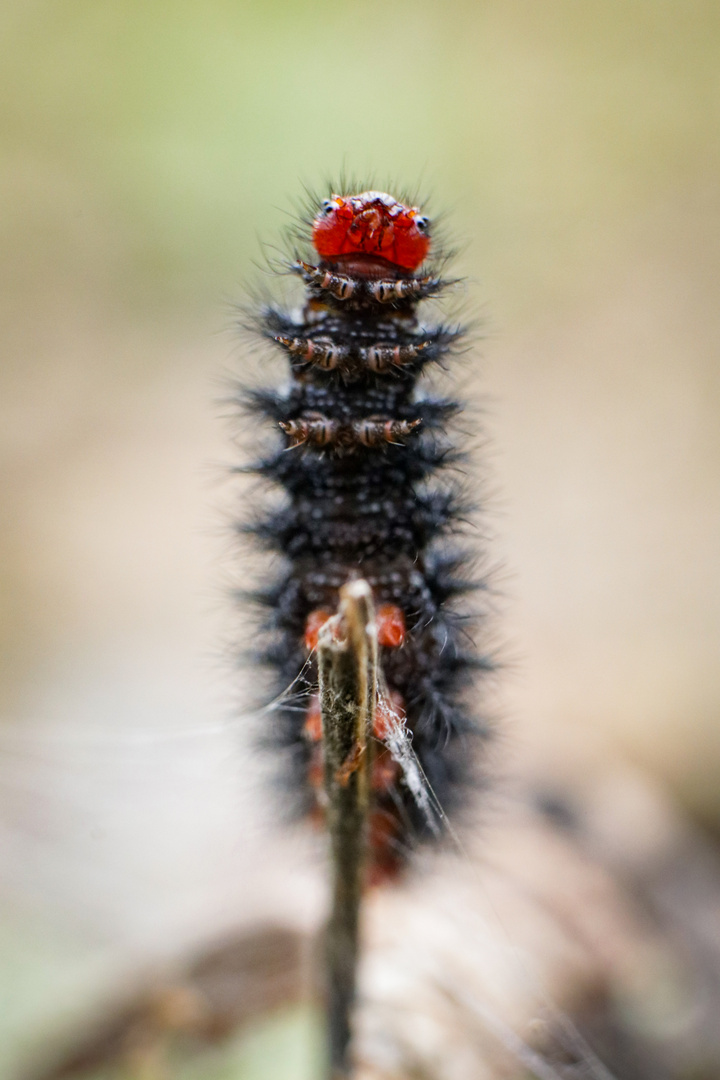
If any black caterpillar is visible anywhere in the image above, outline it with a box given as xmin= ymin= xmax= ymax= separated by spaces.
xmin=242 ymin=188 xmax=491 ymax=880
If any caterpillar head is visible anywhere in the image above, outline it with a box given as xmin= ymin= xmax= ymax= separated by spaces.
xmin=312 ymin=191 xmax=431 ymax=273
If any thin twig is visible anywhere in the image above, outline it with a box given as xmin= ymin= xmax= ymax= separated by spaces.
xmin=318 ymin=579 xmax=377 ymax=1079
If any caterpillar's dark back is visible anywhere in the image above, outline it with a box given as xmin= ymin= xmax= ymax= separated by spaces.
xmin=241 ymin=188 xmax=492 ymax=881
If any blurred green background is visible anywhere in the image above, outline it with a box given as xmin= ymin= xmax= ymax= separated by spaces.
xmin=1 ymin=0 xmax=719 ymax=1074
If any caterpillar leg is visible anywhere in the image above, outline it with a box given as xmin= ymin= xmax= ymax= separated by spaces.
xmin=361 ymin=342 xmax=431 ymax=372
xmin=367 ymin=276 xmax=443 ymax=304
xmin=353 ymin=416 xmax=421 ymax=447
xmin=294 ymin=261 xmax=357 ymax=301
xmin=273 ymin=334 xmax=349 ymax=371
xmin=280 ymin=414 xmax=421 ymax=450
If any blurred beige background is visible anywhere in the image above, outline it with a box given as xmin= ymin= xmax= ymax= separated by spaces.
xmin=1 ymin=0 xmax=719 ymax=1072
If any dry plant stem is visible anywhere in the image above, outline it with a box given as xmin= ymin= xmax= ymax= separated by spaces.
xmin=318 ymin=580 xmax=378 ymax=1080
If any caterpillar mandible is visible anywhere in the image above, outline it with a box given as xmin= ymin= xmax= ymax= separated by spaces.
xmin=242 ymin=186 xmax=492 ymax=882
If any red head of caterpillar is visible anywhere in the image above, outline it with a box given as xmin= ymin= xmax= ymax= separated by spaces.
xmin=311 ymin=190 xmax=431 ymax=275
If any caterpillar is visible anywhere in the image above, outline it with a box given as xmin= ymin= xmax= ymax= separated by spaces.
xmin=242 ymin=187 xmax=491 ymax=881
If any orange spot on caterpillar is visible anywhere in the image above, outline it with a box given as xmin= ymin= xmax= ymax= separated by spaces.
xmin=303 ymin=694 xmax=323 ymax=742
xmin=307 ymin=746 xmax=324 ymax=791
xmin=376 ymin=604 xmax=406 ymax=648
xmin=304 ymin=608 xmax=332 ymax=650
